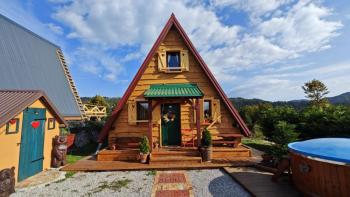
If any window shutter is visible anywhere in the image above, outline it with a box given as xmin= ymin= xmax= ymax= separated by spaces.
xmin=181 ymin=50 xmax=189 ymax=71
xmin=212 ymin=99 xmax=221 ymax=123
xmin=128 ymin=100 xmax=137 ymax=125
xmin=158 ymin=51 xmax=166 ymax=71
xmin=199 ymin=99 xmax=204 ymax=124
xmin=153 ymin=105 xmax=161 ymax=124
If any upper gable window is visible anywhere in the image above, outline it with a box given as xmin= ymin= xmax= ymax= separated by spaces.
xmin=158 ymin=49 xmax=189 ymax=73
xmin=167 ymin=52 xmax=180 ymax=69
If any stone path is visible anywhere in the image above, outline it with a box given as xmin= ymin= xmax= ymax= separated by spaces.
xmin=152 ymin=171 xmax=194 ymax=197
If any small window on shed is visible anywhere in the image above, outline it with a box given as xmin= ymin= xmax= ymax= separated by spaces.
xmin=48 ymin=118 xmax=55 ymax=130
xmin=6 ymin=118 xmax=20 ymax=134
xmin=204 ymin=100 xmax=212 ymax=123
xmin=137 ymin=101 xmax=149 ymax=121
xmin=167 ymin=52 xmax=181 ymax=70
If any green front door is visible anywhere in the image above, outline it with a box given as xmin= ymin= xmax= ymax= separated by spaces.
xmin=18 ymin=108 xmax=46 ymax=181
xmin=161 ymin=103 xmax=181 ymax=146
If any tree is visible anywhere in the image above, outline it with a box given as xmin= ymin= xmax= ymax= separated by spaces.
xmin=302 ymin=79 xmax=329 ymax=107
xmin=88 ymin=95 xmax=109 ymax=108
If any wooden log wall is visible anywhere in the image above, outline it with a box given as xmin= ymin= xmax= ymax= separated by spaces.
xmin=109 ymin=27 xmax=241 ymax=145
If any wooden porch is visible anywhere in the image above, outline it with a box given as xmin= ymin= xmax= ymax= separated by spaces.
xmin=63 ymin=145 xmax=254 ymax=172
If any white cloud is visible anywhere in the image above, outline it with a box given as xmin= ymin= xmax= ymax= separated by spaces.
xmin=231 ymin=62 xmax=350 ymax=101
xmin=50 ymin=0 xmax=343 ymax=94
xmin=210 ymin=0 xmax=294 ymax=19
xmin=73 ymin=45 xmax=124 ymax=82
xmin=47 ymin=23 xmax=64 ymax=35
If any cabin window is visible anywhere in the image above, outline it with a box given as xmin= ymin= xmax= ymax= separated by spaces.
xmin=137 ymin=101 xmax=149 ymax=121
xmin=204 ymin=100 xmax=212 ymax=123
xmin=166 ymin=52 xmax=181 ymax=70
xmin=48 ymin=118 xmax=55 ymax=130
xmin=6 ymin=118 xmax=20 ymax=134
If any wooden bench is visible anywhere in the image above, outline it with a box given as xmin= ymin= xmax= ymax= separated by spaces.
xmin=211 ymin=133 xmax=243 ymax=148
xmin=109 ymin=137 xmax=141 ymax=150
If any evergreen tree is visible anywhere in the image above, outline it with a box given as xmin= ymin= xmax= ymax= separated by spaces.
xmin=302 ymin=79 xmax=329 ymax=107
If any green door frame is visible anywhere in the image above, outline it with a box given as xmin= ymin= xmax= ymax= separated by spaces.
xmin=18 ymin=108 xmax=46 ymax=181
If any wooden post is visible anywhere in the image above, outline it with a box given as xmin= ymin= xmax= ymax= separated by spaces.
xmin=148 ymin=99 xmax=153 ymax=152
xmin=196 ymin=98 xmax=201 ymax=147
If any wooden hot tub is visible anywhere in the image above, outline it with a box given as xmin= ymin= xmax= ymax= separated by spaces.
xmin=288 ymin=138 xmax=350 ymax=197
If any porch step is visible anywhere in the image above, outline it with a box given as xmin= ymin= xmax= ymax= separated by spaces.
xmin=212 ymin=146 xmax=252 ymax=158
xmin=150 ymin=155 xmax=202 ymax=164
xmin=97 ymin=149 xmax=139 ymax=161
xmin=152 ymin=149 xmax=200 ymax=157
xmin=150 ymin=148 xmax=202 ymax=164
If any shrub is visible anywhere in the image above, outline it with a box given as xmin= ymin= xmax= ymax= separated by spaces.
xmin=269 ymin=121 xmax=299 ymax=160
xmin=139 ymin=136 xmax=150 ymax=154
xmin=201 ymin=128 xmax=212 ymax=147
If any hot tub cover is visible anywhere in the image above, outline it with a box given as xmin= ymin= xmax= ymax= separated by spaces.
xmin=288 ymin=138 xmax=350 ymax=164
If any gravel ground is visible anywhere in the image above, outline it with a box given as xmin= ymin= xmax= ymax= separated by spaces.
xmin=188 ymin=169 xmax=251 ymax=197
xmin=12 ymin=171 xmax=155 ymax=197
xmin=12 ymin=169 xmax=250 ymax=197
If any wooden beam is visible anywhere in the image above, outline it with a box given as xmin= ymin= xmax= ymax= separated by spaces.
xmin=148 ymin=99 xmax=153 ymax=152
xmin=196 ymin=98 xmax=201 ymax=147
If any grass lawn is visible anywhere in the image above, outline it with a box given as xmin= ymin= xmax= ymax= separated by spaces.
xmin=242 ymin=137 xmax=274 ymax=153
xmin=67 ymin=142 xmax=97 ymax=164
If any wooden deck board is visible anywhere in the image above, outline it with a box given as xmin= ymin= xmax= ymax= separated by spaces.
xmin=61 ymin=156 xmax=255 ymax=171
xmin=224 ymin=167 xmax=301 ymax=197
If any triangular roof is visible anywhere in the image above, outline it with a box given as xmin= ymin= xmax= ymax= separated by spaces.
xmin=98 ymin=14 xmax=250 ymax=142
xmin=0 ymin=14 xmax=84 ymax=120
xmin=0 ymin=90 xmax=67 ymax=127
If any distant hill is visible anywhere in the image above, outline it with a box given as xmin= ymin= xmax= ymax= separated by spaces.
xmin=230 ymin=92 xmax=350 ymax=109
xmin=80 ymin=92 xmax=350 ymax=110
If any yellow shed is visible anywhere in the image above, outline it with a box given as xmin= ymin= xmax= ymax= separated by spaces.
xmin=0 ymin=90 xmax=67 ymax=182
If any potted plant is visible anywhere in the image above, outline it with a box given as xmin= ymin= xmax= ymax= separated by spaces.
xmin=139 ymin=136 xmax=150 ymax=164
xmin=200 ymin=128 xmax=212 ymax=162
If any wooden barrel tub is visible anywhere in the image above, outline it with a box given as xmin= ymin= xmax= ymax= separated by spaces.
xmin=288 ymin=138 xmax=350 ymax=197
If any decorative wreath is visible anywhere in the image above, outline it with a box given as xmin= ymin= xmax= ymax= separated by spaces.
xmin=162 ymin=111 xmax=176 ymax=122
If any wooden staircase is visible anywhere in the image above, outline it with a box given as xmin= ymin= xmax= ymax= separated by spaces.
xmin=150 ymin=147 xmax=202 ymax=164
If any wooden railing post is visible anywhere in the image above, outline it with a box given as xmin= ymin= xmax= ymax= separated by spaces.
xmin=196 ymin=98 xmax=201 ymax=147
xmin=148 ymin=99 xmax=153 ymax=152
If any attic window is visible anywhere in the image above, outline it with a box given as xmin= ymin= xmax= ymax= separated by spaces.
xmin=167 ymin=52 xmax=181 ymax=70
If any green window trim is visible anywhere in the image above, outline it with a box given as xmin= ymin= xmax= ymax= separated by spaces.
xmin=6 ymin=118 xmax=20 ymax=134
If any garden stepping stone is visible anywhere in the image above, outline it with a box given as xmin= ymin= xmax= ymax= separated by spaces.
xmin=152 ymin=171 xmax=194 ymax=197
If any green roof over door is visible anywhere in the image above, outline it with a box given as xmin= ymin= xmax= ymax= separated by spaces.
xmin=144 ymin=83 xmax=204 ymax=98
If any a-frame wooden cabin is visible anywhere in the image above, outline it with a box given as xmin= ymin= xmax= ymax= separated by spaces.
xmin=98 ymin=14 xmax=251 ymax=163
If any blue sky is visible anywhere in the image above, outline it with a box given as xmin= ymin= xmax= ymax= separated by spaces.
xmin=1 ymin=0 xmax=350 ymax=101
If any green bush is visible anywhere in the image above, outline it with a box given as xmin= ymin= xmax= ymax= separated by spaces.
xmin=299 ymin=105 xmax=350 ymax=139
xmin=269 ymin=121 xmax=299 ymax=160
xmin=201 ymin=128 xmax=212 ymax=147
xmin=139 ymin=136 xmax=150 ymax=154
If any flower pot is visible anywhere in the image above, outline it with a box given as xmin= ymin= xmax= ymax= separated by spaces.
xmin=140 ymin=153 xmax=149 ymax=164
xmin=66 ymin=134 xmax=75 ymax=149
xmin=201 ymin=146 xmax=213 ymax=162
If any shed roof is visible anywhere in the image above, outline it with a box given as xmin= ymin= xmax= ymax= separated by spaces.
xmin=144 ymin=84 xmax=204 ymax=98
xmin=0 ymin=14 xmax=83 ymax=119
xmin=0 ymin=90 xmax=67 ymax=127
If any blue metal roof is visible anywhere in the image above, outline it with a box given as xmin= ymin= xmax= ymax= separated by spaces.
xmin=0 ymin=14 xmax=82 ymax=118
